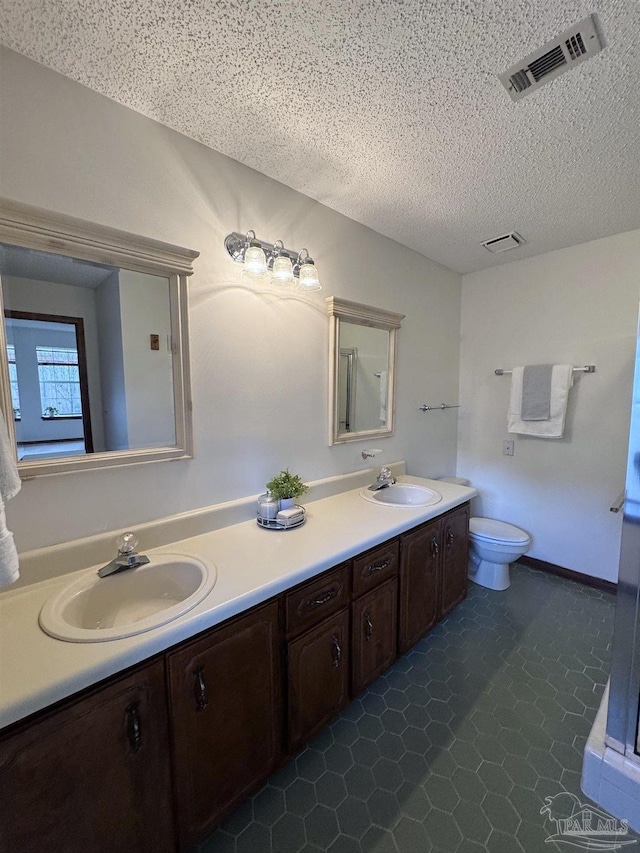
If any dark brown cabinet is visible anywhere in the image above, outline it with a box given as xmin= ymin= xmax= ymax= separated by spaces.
xmin=287 ymin=608 xmax=350 ymax=752
xmin=167 ymin=600 xmax=281 ymax=850
xmin=0 ymin=660 xmax=173 ymax=853
xmin=351 ymin=577 xmax=398 ymax=695
xmin=399 ymin=518 xmax=442 ymax=654
xmin=0 ymin=500 xmax=470 ymax=852
xmin=440 ymin=503 xmax=470 ymax=617
xmin=399 ymin=503 xmax=470 ymax=654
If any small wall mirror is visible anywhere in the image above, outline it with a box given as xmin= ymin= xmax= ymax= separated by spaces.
xmin=327 ymin=297 xmax=404 ymax=445
xmin=0 ymin=198 xmax=197 ymax=477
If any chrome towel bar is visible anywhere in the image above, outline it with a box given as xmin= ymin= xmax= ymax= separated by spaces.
xmin=419 ymin=403 xmax=460 ymax=412
xmin=494 ymin=364 xmax=596 ymax=375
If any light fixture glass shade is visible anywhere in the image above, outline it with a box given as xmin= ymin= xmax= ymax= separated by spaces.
xmin=272 ymin=254 xmax=294 ymax=285
xmin=298 ymin=261 xmax=321 ymax=291
xmin=244 ymin=243 xmax=267 ymax=275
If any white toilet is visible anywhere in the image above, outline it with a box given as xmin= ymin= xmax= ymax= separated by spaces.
xmin=468 ymin=517 xmax=530 ymax=591
xmin=439 ymin=477 xmax=530 ymax=591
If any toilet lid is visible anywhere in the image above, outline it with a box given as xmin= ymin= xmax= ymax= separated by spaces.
xmin=469 ymin=517 xmax=530 ymax=545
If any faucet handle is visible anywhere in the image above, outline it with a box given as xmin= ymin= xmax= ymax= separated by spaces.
xmin=116 ymin=532 xmax=138 ymax=555
xmin=379 ymin=467 xmax=392 ymax=478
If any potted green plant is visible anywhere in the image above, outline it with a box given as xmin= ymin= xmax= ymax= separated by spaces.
xmin=265 ymin=468 xmax=309 ymax=509
xmin=43 ymin=406 xmax=59 ymax=418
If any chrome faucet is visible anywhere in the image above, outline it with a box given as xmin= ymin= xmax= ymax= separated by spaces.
xmin=98 ymin=532 xmax=150 ymax=578
xmin=368 ymin=467 xmax=397 ymax=491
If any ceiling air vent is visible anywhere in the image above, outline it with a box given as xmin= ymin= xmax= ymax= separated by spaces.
xmin=481 ymin=233 xmax=525 ymax=254
xmin=499 ymin=14 xmax=603 ymax=102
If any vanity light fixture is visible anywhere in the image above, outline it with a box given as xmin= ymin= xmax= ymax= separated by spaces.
xmin=224 ymin=231 xmax=321 ymax=291
xmin=270 ymin=240 xmax=294 ymax=286
xmin=294 ymin=249 xmax=321 ymax=292
xmin=241 ymin=230 xmax=267 ymax=277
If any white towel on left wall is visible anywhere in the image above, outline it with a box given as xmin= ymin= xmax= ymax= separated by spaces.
xmin=507 ymin=365 xmax=574 ymax=438
xmin=0 ymin=411 xmax=21 ymax=588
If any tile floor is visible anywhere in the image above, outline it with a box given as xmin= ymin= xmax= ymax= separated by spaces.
xmin=200 ymin=564 xmax=638 ymax=852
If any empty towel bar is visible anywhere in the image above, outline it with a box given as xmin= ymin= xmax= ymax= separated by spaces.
xmin=495 ymin=364 xmax=596 ymax=375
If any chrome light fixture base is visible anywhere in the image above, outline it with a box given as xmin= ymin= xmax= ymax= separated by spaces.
xmin=224 ymin=231 xmax=321 ymax=290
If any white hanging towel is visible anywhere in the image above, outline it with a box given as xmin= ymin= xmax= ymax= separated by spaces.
xmin=507 ymin=365 xmax=574 ymax=438
xmin=0 ymin=411 xmax=21 ymax=588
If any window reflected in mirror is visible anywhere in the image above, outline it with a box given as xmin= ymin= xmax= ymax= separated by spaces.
xmin=1 ymin=244 xmax=174 ymax=462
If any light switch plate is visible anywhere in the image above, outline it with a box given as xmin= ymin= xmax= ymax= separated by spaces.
xmin=503 ymin=440 xmax=515 ymax=456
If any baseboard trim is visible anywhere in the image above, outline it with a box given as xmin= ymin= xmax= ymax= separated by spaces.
xmin=519 ymin=555 xmax=617 ymax=595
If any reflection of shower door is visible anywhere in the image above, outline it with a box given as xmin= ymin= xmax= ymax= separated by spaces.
xmin=607 ymin=305 xmax=640 ymax=761
xmin=339 ymin=348 xmax=357 ymax=433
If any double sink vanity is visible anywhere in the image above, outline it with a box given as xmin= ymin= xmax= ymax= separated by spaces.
xmin=0 ymin=474 xmax=475 ymax=853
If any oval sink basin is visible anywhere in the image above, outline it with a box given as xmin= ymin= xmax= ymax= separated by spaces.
xmin=39 ymin=553 xmax=216 ymax=643
xmin=360 ymin=484 xmax=443 ymax=508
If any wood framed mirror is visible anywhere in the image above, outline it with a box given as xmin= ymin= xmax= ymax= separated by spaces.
xmin=327 ymin=297 xmax=404 ymax=446
xmin=0 ymin=198 xmax=197 ymax=477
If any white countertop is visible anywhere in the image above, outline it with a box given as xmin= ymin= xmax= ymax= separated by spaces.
xmin=0 ymin=476 xmax=476 ymax=729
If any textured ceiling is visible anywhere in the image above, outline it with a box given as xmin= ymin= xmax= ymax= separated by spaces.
xmin=1 ymin=1 xmax=639 ymax=274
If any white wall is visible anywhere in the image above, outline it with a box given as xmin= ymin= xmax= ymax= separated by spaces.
xmin=118 ymin=270 xmax=174 ymax=448
xmin=95 ymin=271 xmax=127 ymax=451
xmin=0 ymin=47 xmax=462 ymax=553
xmin=458 ymin=230 xmax=640 ymax=582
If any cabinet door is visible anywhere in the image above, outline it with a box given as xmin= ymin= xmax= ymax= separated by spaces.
xmin=288 ymin=609 xmax=349 ymax=752
xmin=440 ymin=503 xmax=470 ymax=617
xmin=399 ymin=519 xmax=441 ymax=654
xmin=168 ymin=600 xmax=282 ymax=850
xmin=0 ymin=660 xmax=173 ymax=853
xmin=351 ymin=577 xmax=398 ymax=696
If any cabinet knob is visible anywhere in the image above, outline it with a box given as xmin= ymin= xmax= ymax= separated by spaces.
xmin=125 ymin=702 xmax=142 ymax=752
xmin=430 ymin=537 xmax=440 ymax=559
xmin=193 ymin=665 xmax=208 ymax=711
xmin=364 ymin=611 xmax=374 ymax=641
xmin=331 ymin=634 xmax=342 ymax=668
xmin=446 ymin=528 xmax=454 ymax=549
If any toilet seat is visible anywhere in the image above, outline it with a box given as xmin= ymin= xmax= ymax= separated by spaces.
xmin=469 ymin=517 xmax=530 ymax=546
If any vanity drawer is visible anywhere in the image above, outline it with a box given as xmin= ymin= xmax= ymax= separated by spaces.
xmin=352 ymin=539 xmax=399 ymax=597
xmin=286 ymin=563 xmax=350 ymax=638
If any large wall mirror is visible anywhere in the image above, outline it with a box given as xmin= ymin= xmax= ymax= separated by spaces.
xmin=0 ymin=198 xmax=197 ymax=477
xmin=327 ymin=297 xmax=404 ymax=445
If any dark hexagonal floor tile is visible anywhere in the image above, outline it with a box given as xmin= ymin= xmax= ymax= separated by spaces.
xmin=304 ymin=803 xmax=340 ymax=849
xmin=200 ymin=565 xmax=635 ymax=853
xmin=316 ymin=771 xmax=348 ymax=810
xmin=336 ymin=797 xmax=371 ymax=840
xmin=344 ymin=764 xmax=376 ymax=801
xmin=366 ymin=787 xmax=400 ymax=829
xmin=422 ymin=773 xmax=460 ymax=813
xmin=452 ymin=800 xmax=492 ymax=845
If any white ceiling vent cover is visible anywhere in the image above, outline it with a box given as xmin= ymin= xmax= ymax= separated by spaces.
xmin=481 ymin=233 xmax=525 ymax=254
xmin=499 ymin=14 xmax=603 ymax=101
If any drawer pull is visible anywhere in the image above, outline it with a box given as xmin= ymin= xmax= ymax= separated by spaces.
xmin=125 ymin=702 xmax=142 ymax=752
xmin=430 ymin=537 xmax=440 ymax=559
xmin=364 ymin=611 xmax=374 ymax=641
xmin=304 ymin=586 xmax=338 ymax=611
xmin=193 ymin=665 xmax=208 ymax=711
xmin=331 ymin=634 xmax=342 ymax=667
xmin=365 ymin=557 xmax=391 ymax=575
xmin=446 ymin=528 xmax=454 ymax=549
